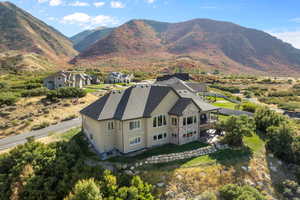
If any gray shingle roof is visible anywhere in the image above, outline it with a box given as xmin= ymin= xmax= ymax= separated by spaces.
xmin=169 ymin=98 xmax=193 ymax=116
xmin=176 ymin=90 xmax=219 ymax=112
xmin=80 ymin=85 xmax=172 ymax=121
xmin=80 ymin=84 xmax=219 ymax=121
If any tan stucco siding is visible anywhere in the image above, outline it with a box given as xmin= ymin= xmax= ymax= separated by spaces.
xmin=179 ymin=103 xmax=199 ymax=145
xmin=82 ymin=115 xmax=117 ymax=153
xmin=122 ymin=118 xmax=147 ymax=153
xmin=146 ymin=90 xmax=179 ymax=147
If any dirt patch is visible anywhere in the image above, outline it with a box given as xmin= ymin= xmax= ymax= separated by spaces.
xmin=0 ymin=93 xmax=98 ymax=138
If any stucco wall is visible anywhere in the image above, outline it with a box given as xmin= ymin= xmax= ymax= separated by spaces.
xmin=145 ymin=90 xmax=179 ymax=147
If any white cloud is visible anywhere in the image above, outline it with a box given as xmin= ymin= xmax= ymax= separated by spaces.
xmin=61 ymin=12 xmax=118 ymax=29
xmin=37 ymin=0 xmax=48 ymax=3
xmin=94 ymin=2 xmax=105 ymax=7
xmin=69 ymin=1 xmax=90 ymax=6
xmin=110 ymin=1 xmax=125 ymax=8
xmin=146 ymin=0 xmax=155 ymax=3
xmin=49 ymin=0 xmax=62 ymax=6
xmin=270 ymin=31 xmax=300 ymax=49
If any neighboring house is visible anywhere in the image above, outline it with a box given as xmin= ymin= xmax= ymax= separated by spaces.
xmin=105 ymin=72 xmax=134 ymax=84
xmin=155 ymin=77 xmax=208 ymax=93
xmin=43 ymin=71 xmax=92 ymax=89
xmin=80 ymin=83 xmax=219 ymax=159
xmin=156 ymin=73 xmax=190 ymax=82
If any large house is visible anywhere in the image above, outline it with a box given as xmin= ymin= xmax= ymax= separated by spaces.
xmin=155 ymin=77 xmax=208 ymax=93
xmin=43 ymin=71 xmax=92 ymax=90
xmin=105 ymin=72 xmax=134 ymax=84
xmin=156 ymin=73 xmax=190 ymax=82
xmin=80 ymin=81 xmax=219 ymax=159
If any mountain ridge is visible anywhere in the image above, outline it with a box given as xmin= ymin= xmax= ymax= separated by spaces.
xmin=0 ymin=1 xmax=77 ymax=72
xmin=72 ymin=18 xmax=300 ymax=75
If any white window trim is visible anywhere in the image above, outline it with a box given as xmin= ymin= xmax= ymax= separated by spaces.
xmin=152 ymin=114 xmax=167 ymax=128
xmin=107 ymin=121 xmax=114 ymax=131
xmin=129 ymin=120 xmax=141 ymax=131
xmin=129 ymin=136 xmax=142 ymax=146
xmin=153 ymin=132 xmax=167 ymax=141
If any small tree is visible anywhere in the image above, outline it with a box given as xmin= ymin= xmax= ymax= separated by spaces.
xmin=254 ymin=107 xmax=286 ymax=133
xmin=220 ymin=184 xmax=265 ymax=200
xmin=266 ymin=124 xmax=295 ymax=163
xmin=218 ymin=115 xmax=255 ymax=146
xmin=64 ymin=178 xmax=102 ymax=200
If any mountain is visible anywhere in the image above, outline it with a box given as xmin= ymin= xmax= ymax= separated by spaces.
xmin=72 ymin=19 xmax=300 ymax=75
xmin=0 ymin=1 xmax=77 ymax=72
xmin=71 ymin=27 xmax=114 ymax=52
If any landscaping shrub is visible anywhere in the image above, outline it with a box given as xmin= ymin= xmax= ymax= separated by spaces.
xmin=242 ymin=102 xmax=260 ymax=113
xmin=266 ymin=124 xmax=295 ymax=163
xmin=220 ymin=184 xmax=265 ymax=200
xmin=210 ymin=84 xmax=240 ymax=94
xmin=21 ymin=87 xmax=49 ymax=97
xmin=46 ymin=87 xmax=87 ymax=100
xmin=268 ymin=90 xmax=296 ymax=97
xmin=279 ymin=180 xmax=300 ymax=200
xmin=217 ymin=115 xmax=255 ymax=146
xmin=31 ymin=121 xmax=50 ymax=130
xmin=62 ymin=114 xmax=77 ymax=121
xmin=0 ymin=92 xmax=19 ymax=106
xmin=254 ymin=107 xmax=286 ymax=133
xmin=0 ymin=136 xmax=157 ymax=200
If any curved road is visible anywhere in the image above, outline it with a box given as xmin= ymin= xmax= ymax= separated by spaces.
xmin=0 ymin=118 xmax=82 ymax=150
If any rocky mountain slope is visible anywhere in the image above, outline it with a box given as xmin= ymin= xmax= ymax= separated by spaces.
xmin=72 ymin=19 xmax=300 ymax=75
xmin=71 ymin=27 xmax=114 ymax=52
xmin=0 ymin=1 xmax=77 ymax=72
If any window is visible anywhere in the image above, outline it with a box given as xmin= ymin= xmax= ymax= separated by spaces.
xmin=187 ymin=116 xmax=193 ymax=125
xmin=108 ymin=121 xmax=114 ymax=130
xmin=172 ymin=117 xmax=177 ymax=126
xmin=129 ymin=137 xmax=141 ymax=146
xmin=153 ymin=115 xmax=167 ymax=127
xmin=193 ymin=116 xmax=197 ymax=123
xmin=172 ymin=133 xmax=177 ymax=137
xmin=153 ymin=117 xmax=157 ymax=127
xmin=153 ymin=133 xmax=167 ymax=141
xmin=129 ymin=120 xmax=140 ymax=130
xmin=158 ymin=115 xmax=162 ymax=126
xmin=183 ymin=117 xmax=186 ymax=126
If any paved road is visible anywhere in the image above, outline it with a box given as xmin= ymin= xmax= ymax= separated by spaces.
xmin=219 ymin=108 xmax=254 ymax=117
xmin=0 ymin=118 xmax=82 ymax=150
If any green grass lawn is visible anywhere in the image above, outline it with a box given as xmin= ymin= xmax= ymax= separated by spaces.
xmin=52 ymin=127 xmax=81 ymax=141
xmin=138 ymin=133 xmax=265 ymax=169
xmin=108 ymin=141 xmax=209 ymax=163
xmin=243 ymin=133 xmax=265 ymax=154
xmin=212 ymin=97 xmax=238 ymax=109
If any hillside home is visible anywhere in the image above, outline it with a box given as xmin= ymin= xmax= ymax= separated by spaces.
xmin=155 ymin=77 xmax=208 ymax=93
xmin=156 ymin=73 xmax=190 ymax=82
xmin=43 ymin=71 xmax=92 ymax=90
xmin=80 ymin=84 xmax=219 ymax=159
xmin=105 ymin=72 xmax=134 ymax=84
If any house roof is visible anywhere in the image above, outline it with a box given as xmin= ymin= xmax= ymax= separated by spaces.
xmin=156 ymin=73 xmax=190 ymax=81
xmin=155 ymin=77 xmax=207 ymax=93
xmin=81 ymin=84 xmax=219 ymax=121
xmin=80 ymin=85 xmax=172 ymax=121
xmin=155 ymin=77 xmax=195 ymax=92
xmin=169 ymin=98 xmax=193 ymax=116
xmin=185 ymin=82 xmax=207 ymax=93
xmin=176 ymin=90 xmax=218 ymax=112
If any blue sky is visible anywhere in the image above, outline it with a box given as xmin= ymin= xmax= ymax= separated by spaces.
xmin=5 ymin=0 xmax=300 ymax=48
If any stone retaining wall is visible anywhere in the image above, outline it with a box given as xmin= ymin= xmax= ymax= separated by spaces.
xmin=131 ymin=143 xmax=229 ymax=167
